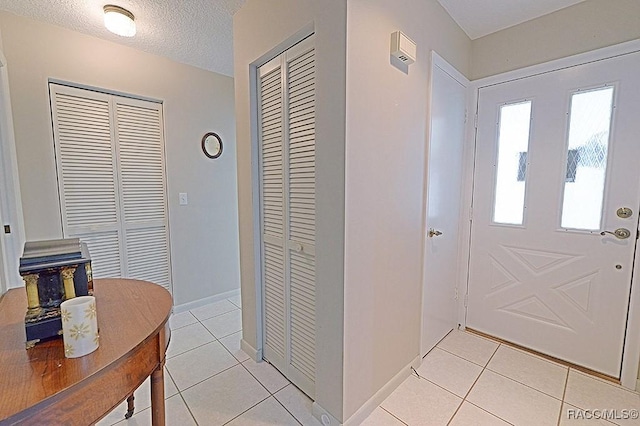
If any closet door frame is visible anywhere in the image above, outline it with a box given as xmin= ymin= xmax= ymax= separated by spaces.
xmin=254 ymin=32 xmax=316 ymax=398
xmin=50 ymin=82 xmax=172 ymax=292
xmin=249 ymin=26 xmax=315 ymax=365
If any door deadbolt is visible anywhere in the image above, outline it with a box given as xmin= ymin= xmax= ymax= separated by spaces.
xmin=600 ymin=228 xmax=632 ymax=239
xmin=617 ymin=207 xmax=633 ymax=219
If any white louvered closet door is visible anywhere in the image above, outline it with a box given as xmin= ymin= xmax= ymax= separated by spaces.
xmin=259 ymin=35 xmax=316 ymax=398
xmin=50 ymin=85 xmax=123 ymax=278
xmin=50 ymin=84 xmax=171 ymax=292
xmin=114 ymin=99 xmax=171 ymax=290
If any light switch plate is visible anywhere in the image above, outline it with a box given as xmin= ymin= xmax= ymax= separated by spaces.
xmin=179 ymin=193 xmax=188 ymax=205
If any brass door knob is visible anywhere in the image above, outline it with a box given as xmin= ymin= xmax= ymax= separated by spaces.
xmin=428 ymin=228 xmax=443 ymax=238
xmin=600 ymin=228 xmax=631 ymax=240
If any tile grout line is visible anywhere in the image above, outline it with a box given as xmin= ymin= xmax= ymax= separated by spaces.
xmin=168 ymin=310 xmax=242 ymax=361
xmin=106 ymin=299 xmax=241 ymax=425
xmin=191 ymin=307 xmax=241 ymax=324
xmin=474 ymin=340 xmax=569 ymax=402
xmin=177 ymin=301 xmax=289 ymax=425
xmin=166 ymin=339 xmax=219 ymax=361
xmin=177 ymin=390 xmax=200 ymax=426
xmin=483 ymin=365 xmax=567 ymax=401
xmin=220 ymin=394 xmax=272 ymax=425
xmin=272 ymin=391 xmax=305 ymax=426
xmin=173 ymin=362 xmax=240 ymax=394
xmin=232 ymin=345 xmax=307 ymax=425
xmin=174 ymin=301 xmax=242 ymax=425
xmin=228 ymin=298 xmax=242 ymax=309
xmin=463 ymin=400 xmax=516 ymax=426
xmin=556 ymin=368 xmax=570 ymax=426
xmin=171 ymin=303 xmax=240 ymax=329
xmin=435 ymin=345 xmax=494 ymax=369
xmin=238 ymin=357 xmax=288 ymax=397
xmin=193 ymin=308 xmax=243 ymax=341
xmin=445 ymin=342 xmax=511 ymax=426
xmin=572 ymin=367 xmax=640 ymax=395
xmin=182 ymin=306 xmax=305 ymax=425
xmin=380 ymin=406 xmax=409 ymax=425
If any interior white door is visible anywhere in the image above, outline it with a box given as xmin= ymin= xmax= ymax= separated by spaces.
xmin=467 ymin=52 xmax=640 ymax=377
xmin=421 ymin=56 xmax=468 ymax=356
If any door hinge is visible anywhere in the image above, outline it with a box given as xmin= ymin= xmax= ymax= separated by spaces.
xmin=454 ymin=288 xmax=459 ymax=300
xmin=469 ymin=207 xmax=473 ymax=222
xmin=3 ymin=225 xmax=10 ymax=234
xmin=464 ymin=293 xmax=468 ymax=307
xmin=474 ymin=113 xmax=478 ymax=129
xmin=464 ymin=109 xmax=468 ymax=124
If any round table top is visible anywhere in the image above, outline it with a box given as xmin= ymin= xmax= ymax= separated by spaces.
xmin=0 ymin=278 xmax=172 ymax=421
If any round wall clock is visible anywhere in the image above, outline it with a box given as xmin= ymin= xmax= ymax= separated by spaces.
xmin=202 ymin=132 xmax=223 ymax=159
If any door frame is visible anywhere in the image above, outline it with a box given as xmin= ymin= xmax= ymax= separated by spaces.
xmin=0 ymin=49 xmax=26 ymax=292
xmin=420 ymin=51 xmax=469 ymax=355
xmin=458 ymin=39 xmax=640 ymax=389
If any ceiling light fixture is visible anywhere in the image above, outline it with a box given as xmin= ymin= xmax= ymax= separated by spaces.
xmin=103 ymin=5 xmax=136 ymax=37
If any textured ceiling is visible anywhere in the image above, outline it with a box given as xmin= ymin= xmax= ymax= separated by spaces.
xmin=437 ymin=0 xmax=587 ymax=39
xmin=0 ymin=0 xmax=245 ymax=76
xmin=0 ymin=0 xmax=589 ymax=76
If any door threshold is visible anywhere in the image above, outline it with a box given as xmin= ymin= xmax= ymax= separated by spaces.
xmin=466 ymin=328 xmax=620 ymax=385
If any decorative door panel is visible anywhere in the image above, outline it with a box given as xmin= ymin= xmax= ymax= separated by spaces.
xmin=467 ymin=52 xmax=640 ymax=377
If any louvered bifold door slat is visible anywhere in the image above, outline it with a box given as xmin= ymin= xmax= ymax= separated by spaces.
xmin=287 ymin=41 xmax=316 ymax=395
xmin=50 ymin=84 xmax=122 ymax=278
xmin=115 ymin=99 xmax=172 ymax=291
xmin=260 ymin=62 xmax=287 ymax=367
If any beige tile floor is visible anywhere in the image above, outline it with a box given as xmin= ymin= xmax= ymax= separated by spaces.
xmin=97 ymin=299 xmax=640 ymax=426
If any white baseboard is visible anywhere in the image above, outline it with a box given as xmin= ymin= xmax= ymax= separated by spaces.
xmin=312 ymin=355 xmax=422 ymax=426
xmin=344 ymin=355 xmax=421 ymax=425
xmin=241 ymin=338 xmax=262 ymax=362
xmin=172 ymin=288 xmax=240 ymax=313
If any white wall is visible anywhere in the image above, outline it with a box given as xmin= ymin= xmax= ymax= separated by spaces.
xmin=0 ymin=11 xmax=241 ymax=306
xmin=233 ymin=0 xmax=347 ymax=420
xmin=471 ymin=0 xmax=640 ymax=79
xmin=235 ymin=0 xmax=470 ymax=422
xmin=343 ymin=0 xmax=470 ymax=419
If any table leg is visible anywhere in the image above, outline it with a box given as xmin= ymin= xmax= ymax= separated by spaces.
xmin=150 ymin=366 xmax=166 ymax=426
xmin=125 ymin=394 xmax=135 ymax=419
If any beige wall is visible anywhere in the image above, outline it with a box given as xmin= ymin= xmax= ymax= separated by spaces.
xmin=234 ymin=0 xmax=347 ymax=420
xmin=0 ymin=11 xmax=241 ymax=306
xmin=471 ymin=0 xmax=640 ymax=79
xmin=343 ymin=0 xmax=470 ymax=419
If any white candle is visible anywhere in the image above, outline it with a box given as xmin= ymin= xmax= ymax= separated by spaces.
xmin=60 ymin=296 xmax=99 ymax=358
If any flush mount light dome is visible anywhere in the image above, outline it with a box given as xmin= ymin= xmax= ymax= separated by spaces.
xmin=103 ymin=5 xmax=136 ymax=37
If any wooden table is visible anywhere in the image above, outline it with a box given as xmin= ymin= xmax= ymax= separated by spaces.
xmin=0 ymin=278 xmax=172 ymax=425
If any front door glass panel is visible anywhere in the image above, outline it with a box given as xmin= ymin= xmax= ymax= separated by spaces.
xmin=561 ymin=87 xmax=614 ymax=230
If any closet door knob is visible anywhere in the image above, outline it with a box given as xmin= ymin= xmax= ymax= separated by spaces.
xmin=428 ymin=228 xmax=443 ymax=238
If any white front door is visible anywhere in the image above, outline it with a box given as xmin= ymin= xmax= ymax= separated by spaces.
xmin=421 ymin=55 xmax=468 ymax=356
xmin=467 ymin=52 xmax=640 ymax=377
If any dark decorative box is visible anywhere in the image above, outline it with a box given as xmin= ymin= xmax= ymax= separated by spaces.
xmin=19 ymin=238 xmax=93 ymax=348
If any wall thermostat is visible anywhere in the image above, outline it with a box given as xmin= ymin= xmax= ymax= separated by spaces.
xmin=390 ymin=31 xmax=417 ymax=65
